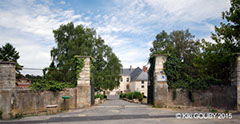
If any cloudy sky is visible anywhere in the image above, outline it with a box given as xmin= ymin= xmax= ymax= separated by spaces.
xmin=0 ymin=0 xmax=230 ymax=75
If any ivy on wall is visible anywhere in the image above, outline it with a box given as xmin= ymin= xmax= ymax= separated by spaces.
xmin=30 ymin=56 xmax=86 ymax=92
xmin=30 ymin=80 xmax=75 ymax=92
xmin=73 ymin=56 xmax=85 ymax=82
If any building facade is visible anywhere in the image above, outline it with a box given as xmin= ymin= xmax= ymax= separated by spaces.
xmin=116 ymin=66 xmax=148 ymax=97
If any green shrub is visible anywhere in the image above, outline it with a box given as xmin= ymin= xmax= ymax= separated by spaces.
xmin=120 ymin=93 xmax=123 ymax=98
xmin=95 ymin=93 xmax=106 ymax=100
xmin=104 ymin=94 xmax=107 ymax=99
xmin=209 ymin=107 xmax=218 ymax=113
xmin=120 ymin=92 xmax=144 ymax=101
xmin=30 ymin=79 xmax=75 ymax=92
xmin=127 ymin=92 xmax=134 ymax=100
xmin=120 ymin=93 xmax=127 ymax=98
xmin=14 ymin=113 xmax=23 ymax=119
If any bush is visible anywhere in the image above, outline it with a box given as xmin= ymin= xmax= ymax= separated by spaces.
xmin=209 ymin=106 xmax=218 ymax=113
xmin=14 ymin=113 xmax=23 ymax=119
xmin=104 ymin=94 xmax=107 ymax=99
xmin=95 ymin=93 xmax=106 ymax=100
xmin=30 ymin=79 xmax=75 ymax=92
xmin=120 ymin=91 xmax=144 ymax=101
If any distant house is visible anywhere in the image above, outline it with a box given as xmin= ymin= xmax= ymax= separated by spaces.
xmin=111 ymin=65 xmax=148 ymax=97
xmin=16 ymin=78 xmax=31 ymax=87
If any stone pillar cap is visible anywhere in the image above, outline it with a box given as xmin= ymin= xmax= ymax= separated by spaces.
xmin=0 ymin=61 xmax=16 ymax=65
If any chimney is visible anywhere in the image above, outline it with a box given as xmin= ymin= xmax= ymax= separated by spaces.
xmin=130 ymin=65 xmax=132 ymax=71
xmin=143 ymin=66 xmax=148 ymax=72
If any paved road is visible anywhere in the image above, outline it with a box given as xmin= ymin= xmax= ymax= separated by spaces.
xmin=0 ymin=95 xmax=239 ymax=124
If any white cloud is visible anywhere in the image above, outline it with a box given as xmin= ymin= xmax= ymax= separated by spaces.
xmin=0 ymin=0 xmax=231 ymax=75
xmin=92 ymin=0 xmax=230 ymax=68
xmin=0 ymin=0 xmax=91 ymax=75
xmin=59 ymin=1 xmax=66 ymax=5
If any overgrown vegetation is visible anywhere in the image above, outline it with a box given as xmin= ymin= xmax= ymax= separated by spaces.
xmin=120 ymin=91 xmax=144 ymax=101
xmin=30 ymin=79 xmax=75 ymax=92
xmin=95 ymin=93 xmax=107 ymax=100
xmin=30 ymin=57 xmax=84 ymax=92
xmin=209 ymin=106 xmax=218 ymax=113
xmin=13 ymin=113 xmax=23 ymax=119
xmin=0 ymin=43 xmax=23 ymax=79
xmin=45 ymin=22 xmax=122 ymax=91
xmin=148 ymin=0 xmax=240 ymax=102
xmin=73 ymin=56 xmax=85 ymax=81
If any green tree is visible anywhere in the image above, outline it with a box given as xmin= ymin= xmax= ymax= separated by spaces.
xmin=149 ymin=29 xmax=200 ymax=78
xmin=194 ymin=0 xmax=240 ymax=85
xmin=213 ymin=0 xmax=240 ymax=46
xmin=48 ymin=22 xmax=122 ymax=91
xmin=0 ymin=43 xmax=23 ymax=78
xmin=0 ymin=43 xmax=19 ymax=62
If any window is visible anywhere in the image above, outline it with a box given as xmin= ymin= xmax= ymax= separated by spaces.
xmin=120 ymin=78 xmax=123 ymax=82
xmin=141 ymin=81 xmax=144 ymax=84
xmin=126 ymin=84 xmax=129 ymax=89
xmin=127 ymin=78 xmax=129 ymax=82
xmin=141 ymin=85 xmax=144 ymax=88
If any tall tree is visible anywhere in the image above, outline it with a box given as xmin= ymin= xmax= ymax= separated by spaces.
xmin=0 ymin=43 xmax=19 ymax=62
xmin=150 ymin=29 xmax=200 ymax=77
xmin=48 ymin=22 xmax=122 ymax=90
xmin=194 ymin=0 xmax=240 ymax=84
xmin=0 ymin=43 xmax=22 ymax=78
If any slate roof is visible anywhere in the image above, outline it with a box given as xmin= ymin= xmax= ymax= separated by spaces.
xmin=120 ymin=67 xmax=148 ymax=81
xmin=120 ymin=68 xmax=135 ymax=76
xmin=134 ymin=71 xmax=148 ymax=81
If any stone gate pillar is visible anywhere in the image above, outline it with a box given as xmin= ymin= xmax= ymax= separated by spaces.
xmin=76 ymin=56 xmax=91 ymax=108
xmin=0 ymin=61 xmax=16 ymax=119
xmin=154 ymin=55 xmax=168 ymax=106
xmin=236 ymin=54 xmax=240 ymax=111
xmin=0 ymin=61 xmax=16 ymax=89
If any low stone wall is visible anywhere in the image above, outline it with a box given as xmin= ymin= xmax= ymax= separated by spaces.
xmin=167 ymin=85 xmax=237 ymax=110
xmin=0 ymin=87 xmax=77 ymax=118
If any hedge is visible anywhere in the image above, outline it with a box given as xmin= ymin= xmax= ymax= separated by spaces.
xmin=120 ymin=91 xmax=144 ymax=101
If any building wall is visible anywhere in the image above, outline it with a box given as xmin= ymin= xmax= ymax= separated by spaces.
xmin=130 ymin=80 xmax=148 ymax=97
xmin=119 ymin=75 xmax=131 ymax=93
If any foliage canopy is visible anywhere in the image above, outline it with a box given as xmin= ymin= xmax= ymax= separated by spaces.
xmin=46 ymin=22 xmax=122 ymax=91
xmin=149 ymin=0 xmax=240 ymax=96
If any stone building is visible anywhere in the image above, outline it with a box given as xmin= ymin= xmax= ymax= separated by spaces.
xmin=111 ymin=65 xmax=148 ymax=97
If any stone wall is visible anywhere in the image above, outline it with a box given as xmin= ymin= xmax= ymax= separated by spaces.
xmin=0 ymin=56 xmax=92 ymax=119
xmin=0 ymin=62 xmax=16 ymax=89
xmin=167 ymin=86 xmax=237 ymax=110
xmin=76 ymin=56 xmax=91 ymax=108
xmin=0 ymin=88 xmax=77 ymax=118
xmin=236 ymin=54 xmax=240 ymax=110
xmin=152 ymin=54 xmax=238 ymax=110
